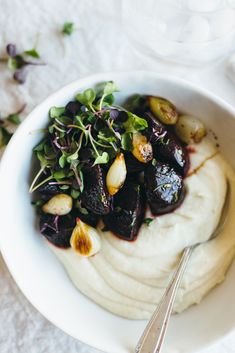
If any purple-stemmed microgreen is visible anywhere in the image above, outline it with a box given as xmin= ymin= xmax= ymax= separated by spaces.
xmin=0 ymin=43 xmax=45 ymax=84
xmin=30 ymin=81 xmax=149 ymax=200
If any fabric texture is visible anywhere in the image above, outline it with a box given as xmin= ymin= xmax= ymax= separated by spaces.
xmin=1 ymin=0 xmax=235 ymax=352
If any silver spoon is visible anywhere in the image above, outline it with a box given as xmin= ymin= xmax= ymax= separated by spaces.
xmin=135 ymin=181 xmax=230 ymax=353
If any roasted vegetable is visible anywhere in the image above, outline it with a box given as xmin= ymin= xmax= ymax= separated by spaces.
xmin=106 ymin=153 xmax=127 ymax=195
xmin=40 ymin=213 xmax=76 ymax=248
xmin=153 ymin=132 xmax=189 ymax=177
xmin=124 ymin=152 xmax=146 ymax=173
xmin=147 ymin=96 xmax=178 ymax=125
xmin=38 ymin=181 xmax=62 ymax=201
xmin=103 ymin=181 xmax=146 ymax=241
xmin=132 ymin=132 xmax=153 ymax=163
xmin=81 ymin=165 xmax=112 ymax=215
xmin=70 ymin=218 xmax=101 ymax=257
xmin=76 ymin=206 xmax=100 ymax=228
xmin=145 ymin=161 xmax=185 ymax=215
xmin=42 ymin=194 xmax=73 ymax=216
xmin=144 ymin=113 xmax=189 ymax=176
xmin=31 ymin=82 xmax=192 ymax=243
xmin=175 ymin=115 xmax=206 ymax=144
xmin=144 ymin=112 xmax=167 ymax=144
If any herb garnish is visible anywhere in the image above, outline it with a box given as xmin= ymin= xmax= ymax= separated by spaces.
xmin=0 ymin=44 xmax=44 ymax=84
xmin=30 ymin=81 xmax=149 ymax=197
xmin=143 ymin=218 xmax=154 ymax=226
xmin=62 ymin=22 xmax=75 ymax=36
xmin=0 ymin=104 xmax=25 ymax=148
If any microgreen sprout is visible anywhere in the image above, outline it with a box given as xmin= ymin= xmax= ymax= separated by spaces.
xmin=0 ymin=43 xmax=44 ymax=84
xmin=62 ymin=22 xmax=75 ymax=36
xmin=30 ymin=81 xmax=149 ymax=198
xmin=0 ymin=104 xmax=26 ymax=148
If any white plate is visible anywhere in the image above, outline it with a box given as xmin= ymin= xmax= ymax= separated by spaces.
xmin=1 ymin=72 xmax=235 ymax=353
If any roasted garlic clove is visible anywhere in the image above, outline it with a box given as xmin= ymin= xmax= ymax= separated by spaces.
xmin=175 ymin=115 xmax=206 ymax=144
xmin=148 ymin=96 xmax=178 ymax=125
xmin=42 ymin=194 xmax=73 ymax=215
xmin=132 ymin=132 xmax=153 ymax=163
xmin=70 ymin=218 xmax=101 ymax=257
xmin=106 ymin=153 xmax=127 ymax=195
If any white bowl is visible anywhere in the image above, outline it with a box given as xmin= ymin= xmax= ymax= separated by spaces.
xmin=1 ymin=72 xmax=235 ymax=353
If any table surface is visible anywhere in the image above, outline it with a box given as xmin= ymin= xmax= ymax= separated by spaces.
xmin=1 ymin=0 xmax=235 ymax=352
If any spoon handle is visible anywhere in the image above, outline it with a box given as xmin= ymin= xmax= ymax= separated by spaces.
xmin=135 ymin=246 xmax=194 ymax=353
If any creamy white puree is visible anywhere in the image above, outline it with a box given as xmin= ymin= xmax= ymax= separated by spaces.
xmin=50 ymin=138 xmax=235 ymax=319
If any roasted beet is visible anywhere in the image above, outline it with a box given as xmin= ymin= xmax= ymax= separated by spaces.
xmin=153 ymin=132 xmax=189 ymax=176
xmin=76 ymin=208 xmax=100 ymax=228
xmin=81 ymin=165 xmax=112 ymax=215
xmin=143 ymin=113 xmax=189 ymax=176
xmin=39 ymin=213 xmax=76 ymax=248
xmin=124 ymin=152 xmax=146 ymax=173
xmin=103 ymin=182 xmax=146 ymax=240
xmin=38 ymin=181 xmax=63 ymax=201
xmin=144 ymin=112 xmax=167 ymax=144
xmin=145 ymin=161 xmax=185 ymax=215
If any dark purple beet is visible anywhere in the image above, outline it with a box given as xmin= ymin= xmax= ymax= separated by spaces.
xmin=144 ymin=112 xmax=167 ymax=144
xmin=38 ymin=181 xmax=63 ymax=201
xmin=81 ymin=165 xmax=112 ymax=215
xmin=103 ymin=182 xmax=146 ymax=241
xmin=153 ymin=132 xmax=189 ymax=177
xmin=145 ymin=161 xmax=185 ymax=215
xmin=143 ymin=113 xmax=189 ymax=176
xmin=39 ymin=214 xmax=75 ymax=248
xmin=76 ymin=208 xmax=100 ymax=228
xmin=124 ymin=152 xmax=146 ymax=173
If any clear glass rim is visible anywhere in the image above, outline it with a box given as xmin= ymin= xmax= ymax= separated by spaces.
xmin=159 ymin=0 xmax=235 ymax=15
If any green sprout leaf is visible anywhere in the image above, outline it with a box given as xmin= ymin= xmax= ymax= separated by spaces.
xmin=24 ymin=48 xmax=40 ymax=58
xmin=36 ymin=151 xmax=48 ymax=167
xmin=98 ymin=81 xmax=118 ymax=109
xmin=143 ymin=218 xmax=154 ymax=226
xmin=71 ymin=189 xmax=80 ymax=199
xmin=49 ymin=106 xmax=66 ymax=118
xmin=93 ymin=151 xmax=109 ymax=165
xmin=102 ymin=94 xmax=114 ymax=106
xmin=59 ymin=154 xmax=67 ymax=168
xmin=76 ymin=88 xmax=96 ymax=111
xmin=123 ymin=112 xmax=148 ymax=133
xmin=53 ymin=169 xmax=68 ymax=179
xmin=48 ymin=125 xmax=54 ymax=134
xmin=33 ymin=140 xmax=46 ymax=152
xmin=103 ymin=81 xmax=118 ymax=96
xmin=7 ymin=57 xmax=18 ymax=71
xmin=121 ymin=132 xmax=133 ymax=151
xmin=7 ymin=113 xmax=21 ymax=125
xmin=0 ymin=127 xmax=12 ymax=147
xmin=67 ymin=149 xmax=79 ymax=163
xmin=59 ymin=184 xmax=70 ymax=190
xmin=62 ymin=22 xmax=75 ymax=36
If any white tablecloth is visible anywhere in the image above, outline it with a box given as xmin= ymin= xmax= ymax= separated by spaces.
xmin=1 ymin=1 xmax=235 ymax=352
